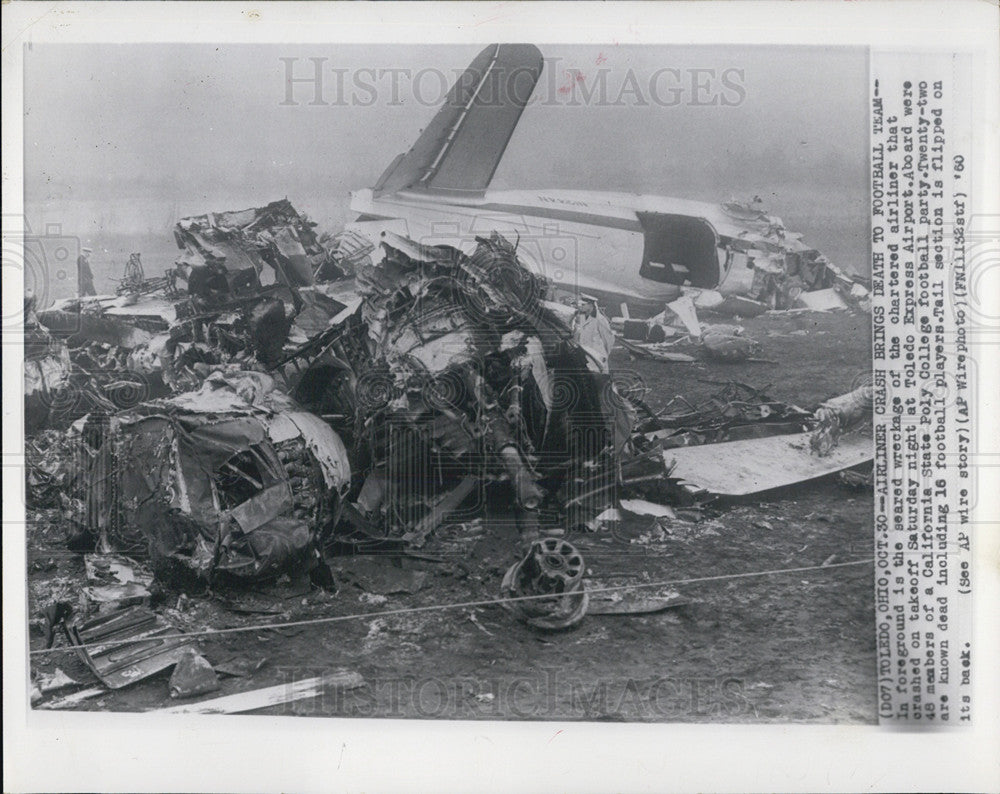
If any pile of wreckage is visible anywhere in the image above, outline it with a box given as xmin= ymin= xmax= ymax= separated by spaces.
xmin=608 ymin=287 xmax=869 ymax=369
xmin=610 ymin=294 xmax=767 ymax=364
xmin=25 ymin=199 xmax=361 ymax=433
xmin=25 ymin=199 xmax=875 ymax=705
xmin=712 ymin=196 xmax=871 ymax=313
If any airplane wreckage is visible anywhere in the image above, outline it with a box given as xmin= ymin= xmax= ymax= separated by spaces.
xmin=25 ymin=45 xmax=874 ymax=699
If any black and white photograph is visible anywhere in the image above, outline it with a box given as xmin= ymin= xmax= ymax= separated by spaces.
xmin=4 ymin=3 xmax=998 ymax=792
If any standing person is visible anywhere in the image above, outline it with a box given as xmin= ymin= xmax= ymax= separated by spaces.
xmin=77 ymin=247 xmax=96 ymax=296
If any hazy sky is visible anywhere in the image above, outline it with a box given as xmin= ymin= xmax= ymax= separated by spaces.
xmin=24 ymin=43 xmax=869 ymax=274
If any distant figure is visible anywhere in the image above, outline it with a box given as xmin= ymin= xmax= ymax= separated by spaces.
xmin=77 ymin=247 xmax=96 ymax=296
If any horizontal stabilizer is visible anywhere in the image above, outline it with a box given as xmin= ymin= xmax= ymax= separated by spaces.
xmin=374 ymin=43 xmax=543 ymax=196
xmin=666 ymin=431 xmax=873 ymax=496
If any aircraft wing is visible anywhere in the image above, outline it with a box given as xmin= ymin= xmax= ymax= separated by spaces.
xmin=373 ymin=43 xmax=544 ymax=197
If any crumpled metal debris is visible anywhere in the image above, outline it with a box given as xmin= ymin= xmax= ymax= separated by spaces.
xmin=169 ymin=649 xmax=220 ymax=699
xmin=716 ymin=197 xmax=871 ymax=312
xmin=31 ymin=200 xmax=357 ymax=423
xmin=116 ymin=252 xmax=181 ymax=299
xmin=288 ymin=230 xmax=629 ymax=545
xmin=34 ymin=667 xmax=83 ymax=695
xmin=794 ymin=287 xmax=850 ymax=312
xmin=316 ymin=228 xmax=377 ymax=280
xmin=80 ymin=373 xmax=351 ymax=584
xmin=26 ymin=427 xmax=86 ymax=508
xmin=663 ymin=295 xmax=701 ymax=337
xmin=24 ymin=299 xmax=76 ymax=434
xmin=64 ymin=604 xmax=197 ymax=689
xmin=173 ymin=199 xmax=338 ymax=288
xmin=642 ymin=382 xmax=814 ymax=448
xmin=701 ymin=325 xmax=760 ymax=362
xmin=838 ymin=467 xmax=874 ymax=490
xmin=83 ymin=554 xmax=154 ymax=608
xmin=613 ymin=299 xmax=764 ymax=364
xmin=587 ymin=586 xmax=688 ymax=616
xmin=810 ymin=384 xmax=873 ymax=456
xmin=155 ymin=669 xmax=365 ymax=715
xmin=25 ymin=199 xmax=874 ymax=639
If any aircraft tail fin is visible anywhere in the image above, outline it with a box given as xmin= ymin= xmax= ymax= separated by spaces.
xmin=374 ymin=43 xmax=543 ymax=197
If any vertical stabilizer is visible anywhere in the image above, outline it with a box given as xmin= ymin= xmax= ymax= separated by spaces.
xmin=374 ymin=43 xmax=544 ymax=196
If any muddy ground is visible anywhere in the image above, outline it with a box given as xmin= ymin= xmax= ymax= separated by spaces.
xmin=26 ymin=308 xmax=875 ymax=723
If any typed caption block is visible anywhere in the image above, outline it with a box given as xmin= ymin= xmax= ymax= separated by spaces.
xmin=871 ymin=50 xmax=974 ymax=724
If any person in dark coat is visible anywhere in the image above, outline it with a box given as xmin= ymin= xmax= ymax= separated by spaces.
xmin=77 ymin=247 xmax=96 ymax=296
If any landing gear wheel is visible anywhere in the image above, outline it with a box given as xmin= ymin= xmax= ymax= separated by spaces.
xmin=500 ymin=538 xmax=589 ymax=630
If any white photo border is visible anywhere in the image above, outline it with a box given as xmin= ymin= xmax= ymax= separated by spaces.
xmin=3 ymin=2 xmax=998 ymax=792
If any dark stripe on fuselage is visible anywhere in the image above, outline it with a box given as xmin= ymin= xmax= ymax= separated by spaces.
xmin=470 ymin=202 xmax=646 ymax=234
xmin=384 ymin=193 xmax=649 ymax=235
